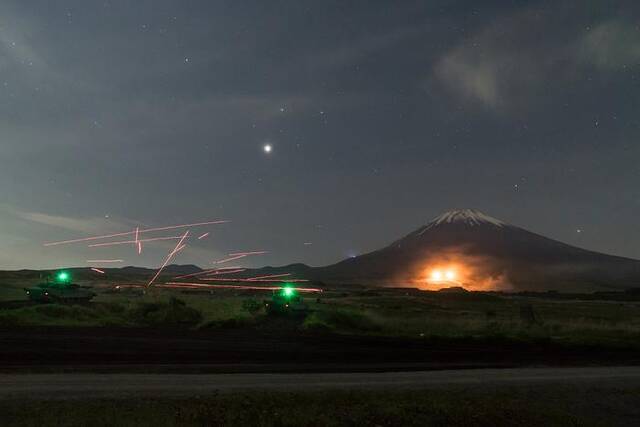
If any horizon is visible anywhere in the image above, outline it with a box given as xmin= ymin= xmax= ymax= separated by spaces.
xmin=6 ymin=207 xmax=639 ymax=272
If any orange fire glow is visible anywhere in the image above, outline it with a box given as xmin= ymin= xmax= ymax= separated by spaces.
xmin=417 ymin=251 xmax=511 ymax=291
xmin=426 ymin=264 xmax=465 ymax=286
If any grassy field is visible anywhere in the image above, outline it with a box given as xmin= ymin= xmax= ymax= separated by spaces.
xmin=305 ymin=292 xmax=640 ymax=348
xmin=1 ymin=268 xmax=640 ymax=348
xmin=1 ymin=279 xmax=640 ymax=350
xmin=2 ymin=383 xmax=639 ymax=426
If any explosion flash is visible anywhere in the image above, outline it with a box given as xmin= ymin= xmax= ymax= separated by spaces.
xmin=429 ymin=268 xmax=457 ymax=283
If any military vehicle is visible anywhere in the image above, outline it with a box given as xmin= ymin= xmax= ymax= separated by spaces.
xmin=25 ymin=271 xmax=95 ymax=303
xmin=264 ymin=285 xmax=308 ymax=316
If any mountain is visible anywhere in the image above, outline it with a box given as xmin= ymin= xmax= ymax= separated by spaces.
xmin=12 ymin=210 xmax=636 ymax=293
xmin=308 ymin=209 xmax=640 ymax=292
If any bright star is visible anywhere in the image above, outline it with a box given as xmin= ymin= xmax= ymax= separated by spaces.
xmin=263 ymin=144 xmax=272 ymax=153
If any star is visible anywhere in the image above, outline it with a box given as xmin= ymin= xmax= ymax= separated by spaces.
xmin=263 ymin=144 xmax=272 ymax=153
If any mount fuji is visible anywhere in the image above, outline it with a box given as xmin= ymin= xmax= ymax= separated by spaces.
xmin=298 ymin=209 xmax=640 ymax=292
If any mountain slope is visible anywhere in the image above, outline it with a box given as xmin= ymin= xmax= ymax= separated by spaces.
xmin=311 ymin=209 xmax=640 ymax=292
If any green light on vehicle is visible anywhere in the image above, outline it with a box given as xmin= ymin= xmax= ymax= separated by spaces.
xmin=282 ymin=286 xmax=295 ymax=298
xmin=56 ymin=271 xmax=70 ymax=283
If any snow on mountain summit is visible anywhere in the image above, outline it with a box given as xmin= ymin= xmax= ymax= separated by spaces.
xmin=412 ymin=209 xmax=505 ymax=237
xmin=431 ymin=209 xmax=506 ymax=227
xmin=412 ymin=209 xmax=505 ymax=235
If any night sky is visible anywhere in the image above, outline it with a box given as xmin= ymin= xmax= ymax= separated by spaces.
xmin=1 ymin=1 xmax=639 ymax=270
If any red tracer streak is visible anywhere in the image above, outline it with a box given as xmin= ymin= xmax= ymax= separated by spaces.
xmin=164 ymin=282 xmax=322 ymax=292
xmin=147 ymin=230 xmax=190 ymax=288
xmin=88 ymin=236 xmax=183 ymax=247
xmin=43 ymin=220 xmax=229 ymax=246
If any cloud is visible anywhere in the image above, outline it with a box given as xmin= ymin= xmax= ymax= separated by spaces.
xmin=579 ymin=20 xmax=640 ymax=69
xmin=0 ymin=9 xmax=42 ymax=71
xmin=431 ymin=8 xmax=555 ymax=111
xmin=301 ymin=25 xmax=424 ymax=71
xmin=0 ymin=205 xmax=228 ymax=269
xmin=0 ymin=204 xmax=137 ymax=235
xmin=431 ymin=5 xmax=639 ymax=112
xmin=434 ymin=44 xmax=503 ymax=108
xmin=12 ymin=211 xmax=127 ymax=235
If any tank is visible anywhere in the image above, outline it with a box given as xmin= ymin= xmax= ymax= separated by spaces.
xmin=264 ymin=286 xmax=308 ymax=316
xmin=25 ymin=271 xmax=95 ymax=304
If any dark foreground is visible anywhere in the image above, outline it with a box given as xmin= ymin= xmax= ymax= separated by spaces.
xmin=2 ymin=375 xmax=639 ymax=426
xmin=3 ymin=325 xmax=640 ymax=426
xmin=1 ymin=367 xmax=639 ymax=399
xmin=2 ymin=326 xmax=640 ymax=373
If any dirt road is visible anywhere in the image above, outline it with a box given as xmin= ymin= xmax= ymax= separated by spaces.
xmin=2 ymin=366 xmax=640 ymax=399
xmin=2 ymin=326 xmax=639 ymax=373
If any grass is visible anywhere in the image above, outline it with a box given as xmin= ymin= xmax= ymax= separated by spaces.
xmin=1 ymin=284 xmax=640 ymax=349
xmin=0 ymin=298 xmax=203 ymax=328
xmin=0 ymin=303 xmax=127 ymax=327
xmin=2 ymin=384 xmax=639 ymax=426
xmin=307 ymin=294 xmax=640 ymax=348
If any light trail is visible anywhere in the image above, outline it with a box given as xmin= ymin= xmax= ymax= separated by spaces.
xmin=227 ymin=250 xmax=268 ymax=257
xmin=43 ymin=220 xmax=229 ymax=246
xmin=91 ymin=268 xmax=105 ymax=274
xmin=213 ymin=251 xmax=266 ymax=265
xmin=165 ymin=282 xmax=280 ymax=291
xmin=114 ymin=284 xmax=145 ymax=289
xmin=135 ymin=227 xmax=142 ymax=254
xmin=198 ymin=232 xmax=209 ymax=240
xmin=88 ymin=236 xmax=183 ymax=247
xmin=45 ymin=230 xmax=133 ymax=247
xmin=214 ymin=254 xmax=247 ymax=264
xmin=164 ymin=282 xmax=321 ymax=292
xmin=86 ymin=259 xmax=124 ymax=263
xmin=199 ymin=277 xmax=309 ymax=283
xmin=206 ymin=268 xmax=246 ymax=276
xmin=147 ymin=230 xmax=190 ymax=288
xmin=173 ymin=266 xmax=245 ymax=279
xmin=246 ymin=273 xmax=291 ymax=281
xmin=173 ymin=268 xmax=227 ymax=279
